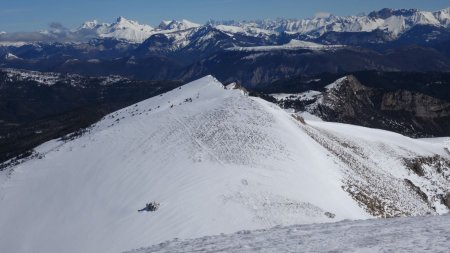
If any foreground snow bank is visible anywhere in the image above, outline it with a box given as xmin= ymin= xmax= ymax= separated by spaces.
xmin=128 ymin=214 xmax=450 ymax=253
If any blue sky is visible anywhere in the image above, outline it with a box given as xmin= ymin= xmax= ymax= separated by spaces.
xmin=0 ymin=0 xmax=449 ymax=32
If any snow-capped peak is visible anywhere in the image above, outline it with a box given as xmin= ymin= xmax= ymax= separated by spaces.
xmin=113 ymin=16 xmax=152 ymax=30
xmin=80 ymin=20 xmax=99 ymax=29
xmin=116 ymin=16 xmax=129 ymax=23
xmin=210 ymin=7 xmax=450 ymax=38
xmin=3 ymin=53 xmax=19 ymax=60
xmin=157 ymin=19 xmax=201 ymax=31
xmin=76 ymin=17 xmax=154 ymax=43
xmin=435 ymin=7 xmax=450 ymax=25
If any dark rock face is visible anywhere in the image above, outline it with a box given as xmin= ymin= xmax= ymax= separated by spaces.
xmin=381 ymin=91 xmax=450 ymax=118
xmin=368 ymin=8 xmax=418 ymax=19
xmin=404 ymin=159 xmax=425 ymax=177
xmin=318 ymin=76 xmax=450 ymax=137
xmin=443 ymin=193 xmax=450 ymax=210
xmin=274 ymin=74 xmax=450 ymax=137
xmin=318 ymin=76 xmax=450 ymax=136
xmin=317 ymin=75 xmax=376 ymax=119
xmin=316 ymin=30 xmax=392 ymax=45
xmin=404 ymin=179 xmax=429 ymax=204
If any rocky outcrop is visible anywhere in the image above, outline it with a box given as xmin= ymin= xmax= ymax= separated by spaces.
xmin=443 ymin=193 xmax=450 ymax=210
xmin=318 ymin=75 xmax=377 ymax=119
xmin=382 ymin=91 xmax=450 ymax=118
xmin=277 ymin=75 xmax=450 ymax=137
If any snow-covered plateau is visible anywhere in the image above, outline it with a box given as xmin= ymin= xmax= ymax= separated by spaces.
xmin=0 ymin=76 xmax=449 ymax=253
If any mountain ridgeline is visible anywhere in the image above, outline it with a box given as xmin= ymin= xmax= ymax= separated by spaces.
xmin=1 ymin=68 xmax=449 ymax=168
xmin=1 ymin=6 xmax=450 ymax=253
xmin=0 ymin=69 xmax=181 ymax=163
xmin=0 ymin=8 xmax=450 ymax=84
xmin=1 ymin=76 xmax=449 ymax=253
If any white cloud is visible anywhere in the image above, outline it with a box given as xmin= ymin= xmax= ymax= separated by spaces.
xmin=314 ymin=12 xmax=331 ymax=19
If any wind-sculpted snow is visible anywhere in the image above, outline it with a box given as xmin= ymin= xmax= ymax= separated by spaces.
xmin=184 ymin=97 xmax=288 ymax=166
xmin=128 ymin=214 xmax=450 ymax=253
xmin=0 ymin=75 xmax=448 ymax=253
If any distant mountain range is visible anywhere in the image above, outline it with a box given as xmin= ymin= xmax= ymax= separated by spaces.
xmin=0 ymin=7 xmax=449 ymax=85
xmin=0 ymin=17 xmax=201 ymax=44
xmin=1 ymin=8 xmax=449 ymax=44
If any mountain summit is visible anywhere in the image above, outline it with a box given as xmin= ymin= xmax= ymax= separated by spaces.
xmin=157 ymin=19 xmax=201 ymax=31
xmin=75 ymin=16 xmax=154 ymax=43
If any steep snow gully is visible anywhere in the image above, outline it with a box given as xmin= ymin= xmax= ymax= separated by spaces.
xmin=0 ymin=76 xmax=449 ymax=253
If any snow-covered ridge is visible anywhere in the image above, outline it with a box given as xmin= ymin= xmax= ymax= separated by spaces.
xmin=129 ymin=214 xmax=450 ymax=253
xmin=157 ymin=19 xmax=201 ymax=31
xmin=215 ymin=24 xmax=276 ymax=37
xmin=72 ymin=7 xmax=448 ymax=45
xmin=324 ymin=76 xmax=348 ymax=90
xmin=73 ymin=7 xmax=450 ymax=44
xmin=74 ymin=17 xmax=202 ymax=43
xmin=210 ymin=7 xmax=450 ymax=38
xmin=0 ymin=75 xmax=448 ymax=253
xmin=1 ymin=7 xmax=449 ymax=44
xmin=228 ymin=39 xmax=343 ymax=51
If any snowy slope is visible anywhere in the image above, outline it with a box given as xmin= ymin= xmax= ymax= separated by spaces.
xmin=0 ymin=76 xmax=449 ymax=253
xmin=128 ymin=214 xmax=450 ymax=253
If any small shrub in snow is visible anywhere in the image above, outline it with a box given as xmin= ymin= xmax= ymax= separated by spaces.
xmin=325 ymin=212 xmax=336 ymax=219
xmin=139 ymin=202 xmax=160 ymax=212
